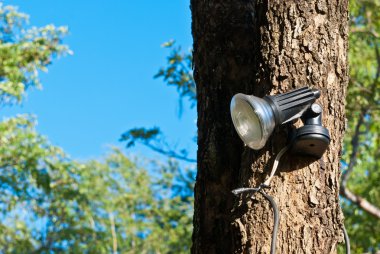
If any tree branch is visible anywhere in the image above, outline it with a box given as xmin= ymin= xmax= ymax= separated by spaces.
xmin=350 ymin=27 xmax=379 ymax=38
xmin=144 ymin=142 xmax=197 ymax=163
xmin=121 ymin=127 xmax=197 ymax=163
xmin=340 ymin=187 xmax=380 ymax=218
xmin=341 ymin=108 xmax=366 ymax=187
xmin=89 ymin=215 xmax=97 ymax=241
xmin=340 ymin=108 xmax=380 ymax=219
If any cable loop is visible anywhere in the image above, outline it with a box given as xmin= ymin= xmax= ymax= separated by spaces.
xmin=232 ymin=184 xmax=279 ymax=254
xmin=232 ymin=145 xmax=350 ymax=254
xmin=231 ymin=146 xmax=289 ymax=254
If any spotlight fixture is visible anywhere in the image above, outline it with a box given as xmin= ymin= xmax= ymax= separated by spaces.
xmin=230 ymin=87 xmax=337 ymax=254
xmin=230 ymin=86 xmax=330 ymax=158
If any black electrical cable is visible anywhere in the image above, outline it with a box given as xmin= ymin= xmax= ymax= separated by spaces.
xmin=232 ymin=185 xmax=279 ymax=254
xmin=342 ymin=225 xmax=351 ymax=254
xmin=232 ymin=146 xmax=350 ymax=253
xmin=259 ymin=189 xmax=279 ymax=254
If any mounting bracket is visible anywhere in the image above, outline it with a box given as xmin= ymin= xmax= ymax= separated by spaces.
xmin=289 ymin=104 xmax=330 ymax=158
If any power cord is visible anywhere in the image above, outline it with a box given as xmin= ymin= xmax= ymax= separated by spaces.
xmin=263 ymin=146 xmax=289 ymax=186
xmin=232 ymin=146 xmax=288 ymax=254
xmin=342 ymin=225 xmax=351 ymax=254
xmin=232 ymin=184 xmax=279 ymax=254
xmin=232 ymin=146 xmax=351 ymax=254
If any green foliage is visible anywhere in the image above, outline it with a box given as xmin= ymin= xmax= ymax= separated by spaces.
xmin=75 ymin=150 xmax=193 ymax=254
xmin=0 ymin=3 xmax=71 ymax=103
xmin=121 ymin=127 xmax=161 ymax=148
xmin=0 ymin=3 xmax=193 ymax=253
xmin=0 ymin=121 xmax=193 ymax=252
xmin=0 ymin=115 xmax=82 ymax=252
xmin=155 ymin=41 xmax=195 ymax=111
xmin=340 ymin=0 xmax=380 ymax=251
xmin=123 ymin=41 xmax=197 ymax=163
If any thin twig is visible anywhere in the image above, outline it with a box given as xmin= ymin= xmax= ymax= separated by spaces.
xmin=144 ymin=143 xmax=197 ymax=163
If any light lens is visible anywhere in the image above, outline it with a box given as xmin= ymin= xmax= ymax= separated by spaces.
xmin=231 ymin=99 xmax=263 ymax=145
xmin=230 ymin=94 xmax=275 ymax=150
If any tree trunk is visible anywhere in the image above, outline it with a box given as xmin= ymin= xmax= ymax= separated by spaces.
xmin=192 ymin=1 xmax=348 ymax=253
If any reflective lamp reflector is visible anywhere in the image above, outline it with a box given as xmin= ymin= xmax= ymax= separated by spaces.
xmin=230 ymin=94 xmax=275 ymax=150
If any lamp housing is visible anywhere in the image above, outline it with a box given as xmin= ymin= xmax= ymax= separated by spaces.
xmin=230 ymin=87 xmax=327 ymax=153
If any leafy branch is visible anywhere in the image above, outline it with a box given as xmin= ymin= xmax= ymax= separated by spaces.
xmin=154 ymin=40 xmax=196 ymax=114
xmin=120 ymin=127 xmax=196 ymax=163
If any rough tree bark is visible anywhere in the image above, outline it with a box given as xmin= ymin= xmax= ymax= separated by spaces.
xmin=192 ymin=0 xmax=348 ymax=253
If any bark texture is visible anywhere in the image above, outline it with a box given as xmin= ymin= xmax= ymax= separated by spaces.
xmin=192 ymin=0 xmax=348 ymax=253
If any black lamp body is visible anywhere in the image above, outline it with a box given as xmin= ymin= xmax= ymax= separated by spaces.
xmin=264 ymin=87 xmax=321 ymax=125
xmin=265 ymin=87 xmax=330 ymax=158
xmin=230 ymin=86 xmax=330 ymax=158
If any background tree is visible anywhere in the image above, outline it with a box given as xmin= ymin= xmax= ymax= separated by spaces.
xmin=340 ymin=0 xmax=380 ymax=251
xmin=0 ymin=3 xmax=193 ymax=253
xmin=191 ymin=0 xmax=348 ymax=253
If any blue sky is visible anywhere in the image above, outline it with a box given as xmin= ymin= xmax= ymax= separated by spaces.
xmin=2 ymin=0 xmax=196 ymax=161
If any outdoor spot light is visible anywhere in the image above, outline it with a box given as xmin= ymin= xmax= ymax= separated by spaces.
xmin=230 ymin=86 xmax=330 ymax=158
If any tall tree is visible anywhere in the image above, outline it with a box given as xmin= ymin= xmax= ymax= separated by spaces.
xmin=192 ymin=1 xmax=348 ymax=253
